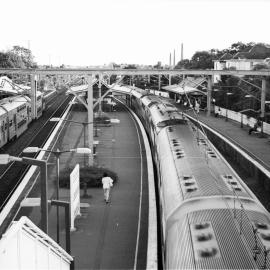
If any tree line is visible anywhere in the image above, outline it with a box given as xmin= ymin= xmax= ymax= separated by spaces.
xmin=0 ymin=45 xmax=37 ymax=69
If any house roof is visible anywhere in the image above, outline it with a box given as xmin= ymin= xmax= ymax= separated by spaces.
xmin=220 ymin=52 xmax=233 ymax=60
xmin=233 ymin=44 xmax=270 ymax=60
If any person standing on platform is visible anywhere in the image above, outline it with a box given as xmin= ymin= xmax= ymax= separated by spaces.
xmin=195 ymin=100 xmax=200 ymax=114
xmin=249 ymin=119 xmax=261 ymax=135
xmin=102 ymin=172 xmax=113 ymax=203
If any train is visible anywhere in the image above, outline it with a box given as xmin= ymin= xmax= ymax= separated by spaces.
xmin=111 ymin=84 xmax=270 ymax=269
xmin=0 ymin=89 xmax=58 ymax=148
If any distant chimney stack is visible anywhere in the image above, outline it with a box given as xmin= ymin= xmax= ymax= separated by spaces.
xmin=173 ymin=49 xmax=175 ymax=67
xmin=181 ymin=43 xmax=183 ymax=61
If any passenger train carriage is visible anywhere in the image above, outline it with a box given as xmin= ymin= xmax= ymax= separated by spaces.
xmin=0 ymin=95 xmax=32 ymax=147
xmin=112 ymin=84 xmax=270 ymax=269
xmin=0 ymin=89 xmax=58 ymax=149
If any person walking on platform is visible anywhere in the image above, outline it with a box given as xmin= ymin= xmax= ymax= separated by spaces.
xmin=102 ymin=172 xmax=113 ymax=203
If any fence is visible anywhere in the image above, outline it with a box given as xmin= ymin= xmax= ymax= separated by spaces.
xmin=214 ymin=106 xmax=270 ymax=135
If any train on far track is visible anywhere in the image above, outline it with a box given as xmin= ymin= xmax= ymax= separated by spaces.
xmin=0 ymin=89 xmax=58 ymax=148
xmin=112 ymin=84 xmax=270 ymax=269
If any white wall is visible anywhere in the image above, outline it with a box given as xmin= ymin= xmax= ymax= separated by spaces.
xmin=214 ymin=106 xmax=270 ymax=135
xmin=0 ymin=216 xmax=73 ymax=270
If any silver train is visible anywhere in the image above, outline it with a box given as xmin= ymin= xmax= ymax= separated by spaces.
xmin=112 ymin=84 xmax=270 ymax=269
xmin=0 ymin=90 xmax=57 ymax=148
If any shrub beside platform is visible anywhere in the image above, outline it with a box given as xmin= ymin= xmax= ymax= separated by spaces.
xmin=59 ymin=165 xmax=118 ymax=188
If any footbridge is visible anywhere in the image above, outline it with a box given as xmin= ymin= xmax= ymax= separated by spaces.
xmin=0 ymin=68 xmax=269 ymax=162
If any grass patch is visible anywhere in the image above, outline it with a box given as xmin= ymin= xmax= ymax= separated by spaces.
xmin=59 ymin=165 xmax=118 ymax=188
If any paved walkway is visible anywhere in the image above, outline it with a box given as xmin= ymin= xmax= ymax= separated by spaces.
xmin=16 ymin=104 xmax=151 ymax=269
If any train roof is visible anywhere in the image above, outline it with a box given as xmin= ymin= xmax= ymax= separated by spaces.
xmin=140 ymin=95 xmax=186 ymax=128
xmin=157 ymin=124 xmax=270 ymax=269
xmin=167 ymin=205 xmax=270 ymax=269
xmin=157 ymin=124 xmax=258 ymax=217
xmin=109 ymin=84 xmax=149 ymax=98
xmin=0 ymin=96 xmax=30 ymax=112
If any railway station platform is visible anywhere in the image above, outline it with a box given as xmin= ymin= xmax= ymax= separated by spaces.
xmin=11 ymin=103 xmax=157 ymax=269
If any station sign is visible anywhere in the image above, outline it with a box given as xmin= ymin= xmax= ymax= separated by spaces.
xmin=70 ymin=164 xmax=81 ymax=231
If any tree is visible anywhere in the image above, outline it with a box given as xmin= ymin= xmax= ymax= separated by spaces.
xmin=7 ymin=51 xmax=26 ymax=68
xmin=190 ymin=51 xmax=214 ymax=69
xmin=174 ymin=59 xmax=191 ymax=69
xmin=0 ymin=52 xmax=11 ymax=68
xmin=10 ymin=45 xmax=37 ymax=68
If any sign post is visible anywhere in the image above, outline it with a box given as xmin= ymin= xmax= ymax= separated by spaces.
xmin=70 ymin=164 xmax=81 ymax=231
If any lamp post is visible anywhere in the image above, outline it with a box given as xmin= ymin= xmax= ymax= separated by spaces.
xmin=50 ymin=117 xmax=93 ymax=166
xmin=23 ymin=147 xmax=91 ymax=244
xmin=225 ymin=92 xmax=233 ymax=121
xmin=212 ymin=88 xmax=219 ymax=115
xmin=0 ymin=154 xmax=48 ymax=234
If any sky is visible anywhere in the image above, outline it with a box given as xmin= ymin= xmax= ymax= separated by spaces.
xmin=1 ymin=0 xmax=269 ymax=66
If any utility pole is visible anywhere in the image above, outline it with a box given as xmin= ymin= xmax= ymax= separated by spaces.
xmin=173 ymin=49 xmax=175 ymax=67
xmin=87 ymin=75 xmax=94 ymax=166
xmin=181 ymin=43 xmax=183 ymax=61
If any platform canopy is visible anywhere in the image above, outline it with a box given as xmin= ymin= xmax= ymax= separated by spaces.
xmin=67 ymin=78 xmax=98 ymax=94
xmin=0 ymin=76 xmax=28 ymax=95
xmin=162 ymin=76 xmax=207 ymax=95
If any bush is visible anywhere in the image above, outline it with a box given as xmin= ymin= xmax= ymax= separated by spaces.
xmin=59 ymin=165 xmax=118 ymax=188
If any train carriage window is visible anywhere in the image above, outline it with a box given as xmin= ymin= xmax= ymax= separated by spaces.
xmin=157 ymin=119 xmax=187 ymax=128
xmin=17 ymin=118 xmax=27 ymax=129
xmin=9 ymin=120 xmax=12 ymax=127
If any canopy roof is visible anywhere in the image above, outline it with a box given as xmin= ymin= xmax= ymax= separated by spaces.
xmin=162 ymin=76 xmax=207 ymax=95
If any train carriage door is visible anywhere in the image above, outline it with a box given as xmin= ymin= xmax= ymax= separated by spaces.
xmin=13 ymin=114 xmax=17 ymax=133
xmin=0 ymin=121 xmax=3 ymax=147
xmin=27 ymin=106 xmax=30 ymax=122
xmin=2 ymin=120 xmax=6 ymax=142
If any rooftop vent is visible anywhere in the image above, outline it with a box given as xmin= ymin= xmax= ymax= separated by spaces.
xmin=197 ymin=233 xmax=213 ymax=242
xmin=254 ymin=221 xmax=270 ymax=252
xmin=179 ymin=175 xmax=198 ymax=194
xmin=206 ymin=149 xmax=218 ymax=159
xmin=191 ymin=222 xmax=220 ymax=260
xmin=171 ymin=138 xmax=181 ymax=147
xmin=197 ymin=138 xmax=207 ymax=146
xmin=255 ymin=223 xmax=269 ymax=230
xmin=195 ymin=223 xmax=210 ymax=230
xmin=222 ymin=175 xmax=243 ymax=193
xmin=199 ymin=248 xmax=218 ymax=258
xmin=168 ymin=127 xmax=174 ymax=132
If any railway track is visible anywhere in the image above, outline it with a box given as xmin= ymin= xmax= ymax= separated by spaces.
xmin=0 ymin=94 xmax=73 ymax=211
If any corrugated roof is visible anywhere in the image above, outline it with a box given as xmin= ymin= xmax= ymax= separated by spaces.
xmin=162 ymin=77 xmax=207 ymax=95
